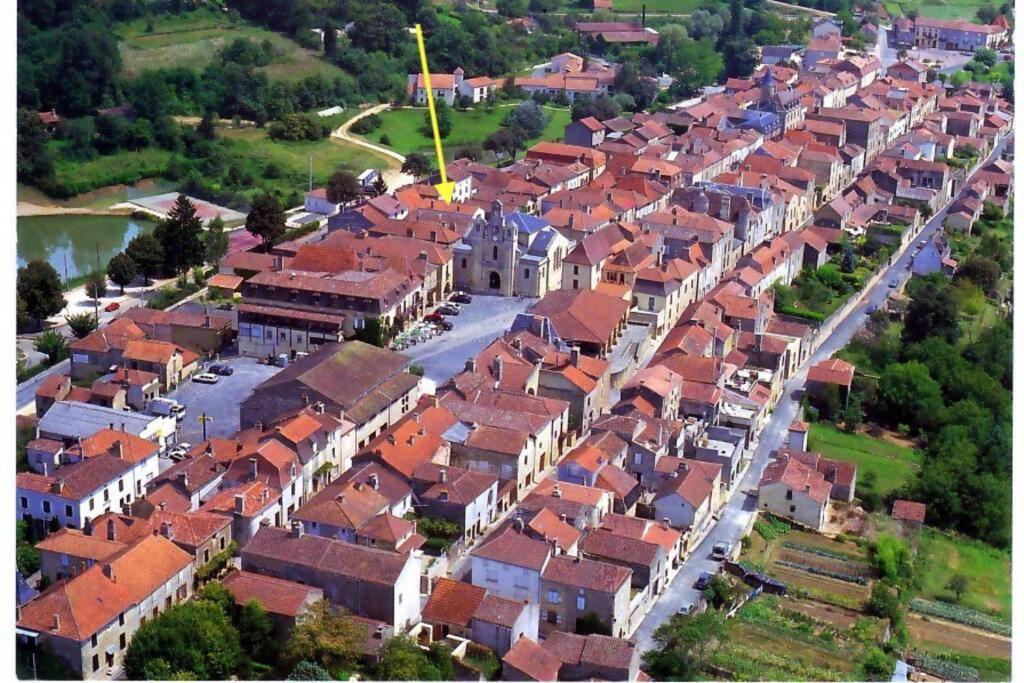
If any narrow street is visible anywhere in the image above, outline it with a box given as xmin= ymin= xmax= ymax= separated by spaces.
xmin=632 ymin=135 xmax=1009 ymax=653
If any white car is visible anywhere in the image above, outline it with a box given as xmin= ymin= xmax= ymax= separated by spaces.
xmin=192 ymin=373 xmax=220 ymax=384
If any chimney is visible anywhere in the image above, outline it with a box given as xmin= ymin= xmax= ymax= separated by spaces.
xmin=387 ymin=433 xmax=397 ymax=445
xmin=158 ymin=501 xmax=166 ymax=512
xmin=661 ymin=518 xmax=670 ymax=529
xmin=301 ymin=394 xmax=310 ymax=406
xmin=465 ymin=357 xmax=477 ymax=373
xmin=234 ymin=494 xmax=245 ymax=515
xmin=570 ymin=346 xmax=581 ymax=367
xmin=439 ymin=468 xmax=448 ymax=483
xmin=52 ymin=614 xmax=61 ymax=630
xmin=177 ymin=472 xmax=189 ymax=489
xmin=368 ymin=473 xmax=380 ymax=490
xmin=291 ymin=520 xmax=304 ymax=538
xmin=111 ymin=440 xmax=123 ymax=459
xmin=315 ymin=401 xmax=325 ymax=415
xmin=51 ymin=478 xmax=65 ymax=495
xmin=254 ymin=421 xmax=263 ymax=432
xmin=551 ymin=484 xmax=562 ymax=498
xmin=273 ymin=255 xmax=283 ymax=271
xmin=160 ymin=521 xmax=174 ymax=540
xmin=102 ymin=563 xmax=115 ymax=582
xmin=492 ymin=356 xmax=503 ymax=381
xmin=250 ymin=457 xmax=259 ymax=479
xmin=107 ymin=518 xmax=117 ymax=542
xmin=512 ymin=518 xmax=525 ymax=533
xmin=120 ymin=422 xmax=126 ymax=432
xmin=560 ymin=513 xmax=567 ymax=523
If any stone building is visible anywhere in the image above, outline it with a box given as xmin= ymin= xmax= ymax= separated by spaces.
xmin=454 ymin=201 xmax=569 ymax=297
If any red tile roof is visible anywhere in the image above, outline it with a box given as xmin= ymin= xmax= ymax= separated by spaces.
xmin=422 ymin=578 xmax=486 ymax=627
xmin=542 ymin=554 xmax=631 ymax=594
xmin=891 ymin=499 xmax=926 ymax=523
xmin=807 ymin=357 xmax=855 ymax=387
xmin=472 ymin=527 xmax=551 ymax=571
xmin=222 ymin=569 xmax=321 ymax=617
xmin=502 ymin=637 xmax=563 ymax=681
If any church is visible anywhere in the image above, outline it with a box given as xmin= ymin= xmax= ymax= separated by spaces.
xmin=453 ymin=201 xmax=570 ymax=298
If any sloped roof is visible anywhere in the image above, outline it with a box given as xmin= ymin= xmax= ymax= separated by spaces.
xmin=222 ymin=569 xmax=321 ymax=617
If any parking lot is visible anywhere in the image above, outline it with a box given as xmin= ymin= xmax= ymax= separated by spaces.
xmin=400 ymin=294 xmax=535 ymax=389
xmin=166 ymin=355 xmax=281 ymax=445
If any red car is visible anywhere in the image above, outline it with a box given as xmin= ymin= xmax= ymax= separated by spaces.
xmin=104 ymin=302 xmax=120 ymax=312
xmin=424 ymin=312 xmax=445 ymax=323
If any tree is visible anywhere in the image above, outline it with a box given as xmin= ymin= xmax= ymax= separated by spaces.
xmin=107 ymin=252 xmax=138 ymax=294
xmin=124 ymin=601 xmax=244 ymax=680
xmin=703 ymin=575 xmax=738 ymax=610
xmin=877 ymin=362 xmax=945 ymax=433
xmin=643 ymin=611 xmax=726 ymax=681
xmin=375 ymin=634 xmax=452 ymax=680
xmin=126 ymin=234 xmax=164 ymax=285
xmin=687 ymin=9 xmax=726 ymax=42
xmin=720 ymin=35 xmax=759 ymax=78
xmin=325 ymin=170 xmax=362 ymax=206
xmin=502 ymin=101 xmax=549 ymax=138
xmin=33 ymin=330 xmax=68 ymax=365
xmin=245 ymin=192 xmax=287 ymax=249
xmin=401 ymin=152 xmax=433 ymax=180
xmin=197 ymin=110 xmax=218 ymax=140
xmin=85 ymin=272 xmax=107 ymax=300
xmin=17 ymin=109 xmax=54 ymax=183
xmin=862 ymin=647 xmax=895 ymax=681
xmin=288 ymin=661 xmax=332 ymax=680
xmin=902 ymin=278 xmax=960 ymax=345
xmin=871 ymin=534 xmax=914 ymax=584
xmin=237 ymin=600 xmax=277 ymax=665
xmin=841 ymin=245 xmax=858 ymax=273
xmin=668 ymin=38 xmax=724 ymax=98
xmin=17 ymin=260 xmax=66 ymax=325
xmin=66 ymin=313 xmax=99 ymax=339
xmin=954 ymin=256 xmax=1000 ymax=293
xmin=483 ymin=127 xmax=526 ymax=160
xmin=370 ymin=173 xmax=389 ymax=197
xmin=154 ymin=195 xmax=205 ymax=274
xmin=323 ymin=20 xmax=338 ymax=57
xmin=427 ymin=99 xmax=454 ymax=139
xmin=495 ymin=0 xmax=528 ymax=17
xmin=946 ymin=575 xmax=969 ymax=603
xmin=576 ymin=611 xmax=611 ymax=635
xmin=976 ymin=2 xmax=999 ymax=22
xmin=203 ymin=216 xmax=229 ymax=264
xmin=283 ymin=600 xmax=364 ymax=677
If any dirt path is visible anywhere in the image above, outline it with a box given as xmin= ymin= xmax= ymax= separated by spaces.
xmin=785 ymin=598 xmax=863 ymax=630
xmin=332 ymin=104 xmax=414 ymax=189
xmin=16 ymin=203 xmax=134 ymax=218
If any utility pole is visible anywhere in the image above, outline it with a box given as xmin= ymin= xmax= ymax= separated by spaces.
xmin=309 ymin=154 xmax=313 ymax=192
xmin=198 ymin=413 xmax=213 ymax=442
xmin=94 ymin=242 xmax=101 ymax=321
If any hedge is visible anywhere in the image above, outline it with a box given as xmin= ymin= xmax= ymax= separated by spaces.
xmin=912 ymin=653 xmax=980 ymax=682
xmin=777 ymin=305 xmax=827 ymax=322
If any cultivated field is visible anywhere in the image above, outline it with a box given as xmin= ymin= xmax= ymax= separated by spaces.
xmin=915 ymin=529 xmax=1011 ymax=621
xmin=117 ymin=10 xmax=347 ymax=83
xmin=908 ymin=615 xmax=1012 ymax=660
xmin=884 ymin=0 xmax=991 ymax=20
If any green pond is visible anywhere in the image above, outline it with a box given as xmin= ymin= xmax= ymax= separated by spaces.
xmin=17 ymin=215 xmax=158 ymax=283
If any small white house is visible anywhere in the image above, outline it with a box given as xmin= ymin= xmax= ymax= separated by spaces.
xmin=304 ymin=188 xmax=342 ymax=216
xmin=758 ymin=455 xmax=831 ymax=530
xmin=470 ymin=525 xmax=551 ymax=604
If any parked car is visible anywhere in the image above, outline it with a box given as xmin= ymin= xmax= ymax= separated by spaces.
xmin=711 ymin=542 xmax=731 ymax=561
xmin=694 ymin=571 xmax=715 ymax=590
xmin=208 ymin=364 xmax=234 ymax=376
xmin=425 ymin=312 xmax=446 ymax=324
xmin=437 ymin=304 xmax=460 ymax=316
xmin=888 ymin=279 xmax=899 ymax=289
xmin=192 ymin=372 xmax=220 ymax=384
xmin=451 ymin=292 xmax=473 ymax=304
xmin=866 ymin=304 xmax=878 ymax=315
xmin=436 ymin=320 xmax=454 ymax=331
xmin=677 ymin=602 xmax=696 ymax=616
xmin=104 ymin=302 xmax=120 ymax=312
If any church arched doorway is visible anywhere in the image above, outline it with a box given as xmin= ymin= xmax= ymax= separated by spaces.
xmin=489 ymin=271 xmax=501 ymax=290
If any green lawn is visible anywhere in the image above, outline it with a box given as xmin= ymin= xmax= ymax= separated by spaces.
xmin=807 ymin=423 xmax=921 ymax=497
xmin=884 ymin=0 xmax=991 ymax=20
xmin=218 ymin=120 xmax=395 ymax=199
xmin=365 ymin=105 xmax=571 ymax=162
xmin=116 ymin=9 xmax=347 ymax=82
xmin=47 ymin=145 xmax=174 ymax=198
xmin=915 ymin=529 xmax=1011 ymax=620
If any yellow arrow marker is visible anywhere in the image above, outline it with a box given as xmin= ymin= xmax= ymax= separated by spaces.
xmin=413 ymin=23 xmax=456 ymax=204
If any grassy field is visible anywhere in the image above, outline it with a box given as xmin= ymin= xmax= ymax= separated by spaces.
xmin=915 ymin=529 xmax=1011 ymax=620
xmin=612 ymin=0 xmax=705 ymax=11
xmin=883 ymin=0 xmax=989 ymax=20
xmin=218 ymin=118 xmax=395 ymax=198
xmin=365 ymin=105 xmax=571 ymax=161
xmin=117 ymin=9 xmax=346 ymax=82
xmin=807 ymin=423 xmax=921 ymax=497
xmin=47 ymin=145 xmax=175 ymax=198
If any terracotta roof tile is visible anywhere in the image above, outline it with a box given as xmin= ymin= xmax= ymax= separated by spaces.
xmin=472 ymin=527 xmax=551 ymax=570
xmin=891 ymin=499 xmax=926 ymax=523
xmin=222 ymin=569 xmax=321 ymax=617
xmin=503 ymin=637 xmax=563 ymax=681
xmin=542 ymin=554 xmax=631 ymax=593
xmin=422 ymin=578 xmax=486 ymax=627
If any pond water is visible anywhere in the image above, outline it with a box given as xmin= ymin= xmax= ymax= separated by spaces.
xmin=17 ymin=215 xmax=158 ymax=282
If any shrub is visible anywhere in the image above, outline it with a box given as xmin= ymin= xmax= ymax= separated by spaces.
xmin=350 ymin=114 xmax=382 ymax=135
xmin=753 ymin=514 xmax=790 ymax=541
xmin=912 ymin=653 xmax=980 ymax=681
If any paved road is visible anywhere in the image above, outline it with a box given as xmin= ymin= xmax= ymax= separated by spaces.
xmin=632 ymin=136 xmax=1009 ymax=654
xmin=401 ymin=295 xmax=534 ymax=389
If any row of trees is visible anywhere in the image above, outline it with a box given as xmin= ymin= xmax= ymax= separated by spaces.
xmin=124 ymin=583 xmax=457 ymax=681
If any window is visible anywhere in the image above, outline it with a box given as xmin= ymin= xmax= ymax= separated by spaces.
xmin=461 ymin=258 xmax=467 ymax=269
xmin=118 ymin=479 xmax=124 ymax=492
xmin=576 ymin=594 xmax=586 ymax=610
xmin=204 ymin=549 xmax=210 ymax=563
xmin=785 ymin=490 xmax=793 ymax=500
xmin=92 ymin=655 xmax=100 ymax=672
xmin=398 ymin=594 xmax=403 ymax=605
xmin=119 ymin=633 xmax=126 ymax=650
xmin=64 ymin=505 xmax=73 ymax=518
xmin=647 ymin=297 xmax=655 ymax=311
xmin=19 ymin=497 xmax=26 ymax=509
xmin=524 ymin=268 xmax=530 ymax=280
xmin=42 ymin=501 xmax=51 ymax=514
xmin=634 ymin=452 xmax=643 ymax=465
xmin=547 ymin=589 xmax=561 ymax=604
xmin=572 ymin=279 xmax=579 ymax=289
xmin=92 ymin=634 xmax=98 ymax=647
xmin=103 ymin=490 xmax=110 ymax=503
xmin=546 ymin=610 xmax=560 ymax=624
xmin=492 ymin=246 xmax=499 ymax=260
xmin=573 ymin=265 xmax=579 ymax=275
xmin=119 ymin=613 xmax=125 ymax=627
xmin=790 ymin=505 xmax=796 ymax=513
xmin=220 ymin=537 xmax=226 ymax=550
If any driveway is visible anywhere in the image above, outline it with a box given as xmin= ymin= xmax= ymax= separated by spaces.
xmin=400 ymin=295 xmax=535 ymax=390
xmin=165 ymin=356 xmax=281 ymax=444
xmin=632 ymin=135 xmax=1009 ymax=654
